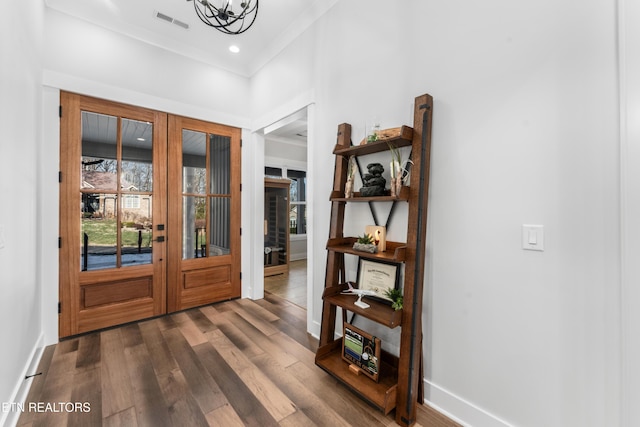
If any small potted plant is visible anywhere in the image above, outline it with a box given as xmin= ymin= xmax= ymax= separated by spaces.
xmin=353 ymin=233 xmax=377 ymax=253
xmin=384 ymin=288 xmax=403 ymax=311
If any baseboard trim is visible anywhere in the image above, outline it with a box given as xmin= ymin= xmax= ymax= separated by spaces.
xmin=424 ymin=379 xmax=513 ymax=427
xmin=1 ymin=333 xmax=45 ymax=427
xmin=309 ymin=320 xmax=321 ymax=339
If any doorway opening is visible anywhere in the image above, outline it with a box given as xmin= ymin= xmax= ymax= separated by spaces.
xmin=262 ymin=108 xmax=308 ymax=308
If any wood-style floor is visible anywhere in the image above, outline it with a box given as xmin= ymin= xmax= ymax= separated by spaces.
xmin=264 ymin=259 xmax=307 ymax=308
xmin=18 ymin=293 xmax=460 ymax=427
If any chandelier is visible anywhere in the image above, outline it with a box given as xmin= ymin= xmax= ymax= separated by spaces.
xmin=188 ymin=0 xmax=258 ymax=35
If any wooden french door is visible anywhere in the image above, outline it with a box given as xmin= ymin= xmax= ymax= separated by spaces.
xmin=167 ymin=115 xmax=241 ymax=312
xmin=59 ymin=93 xmax=241 ymax=337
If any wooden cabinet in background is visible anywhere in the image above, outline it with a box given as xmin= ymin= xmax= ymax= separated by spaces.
xmin=264 ymin=177 xmax=290 ymax=276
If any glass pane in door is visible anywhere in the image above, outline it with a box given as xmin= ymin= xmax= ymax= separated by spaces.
xmin=81 ymin=193 xmax=117 ymax=271
xmin=180 ymin=130 xmax=233 ymax=259
xmin=80 ymin=111 xmax=118 ymax=270
xmin=122 ymin=118 xmax=153 ymax=192
xmin=183 ymin=196 xmax=207 ymax=259
xmin=209 ymin=135 xmax=231 ymax=194
xmin=120 ymin=195 xmax=153 ymax=266
xmin=182 ymin=129 xmax=207 ymax=260
xmin=121 ymin=119 xmax=154 ymax=266
xmin=209 ymin=197 xmax=230 ymax=256
xmin=182 ymin=130 xmax=206 ymax=194
xmin=81 ymin=111 xmax=118 ymax=191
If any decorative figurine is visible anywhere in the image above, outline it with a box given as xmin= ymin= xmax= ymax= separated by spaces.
xmin=345 ymin=156 xmax=356 ymax=198
xmin=359 ymin=163 xmax=386 ymax=197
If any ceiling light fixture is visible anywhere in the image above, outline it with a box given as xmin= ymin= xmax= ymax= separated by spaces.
xmin=187 ymin=0 xmax=258 ymax=35
xmin=229 ymin=45 xmax=240 ymax=53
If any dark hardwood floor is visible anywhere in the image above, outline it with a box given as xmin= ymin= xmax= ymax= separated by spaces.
xmin=18 ymin=293 xmax=459 ymax=427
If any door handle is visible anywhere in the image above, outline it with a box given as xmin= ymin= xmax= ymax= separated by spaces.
xmin=154 ymin=236 xmax=165 ymax=242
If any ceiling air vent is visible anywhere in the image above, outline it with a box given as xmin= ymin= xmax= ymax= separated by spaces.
xmin=154 ymin=11 xmax=189 ymax=30
xmin=173 ymin=19 xmax=189 ymax=30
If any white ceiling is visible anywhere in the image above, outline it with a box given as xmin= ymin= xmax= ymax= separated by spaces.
xmin=44 ymin=0 xmax=338 ymax=77
xmin=264 ymin=108 xmax=307 ymax=146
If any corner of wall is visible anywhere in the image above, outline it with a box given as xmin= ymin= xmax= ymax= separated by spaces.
xmin=0 ymin=334 xmax=45 ymax=427
xmin=40 ymin=86 xmax=61 ymax=346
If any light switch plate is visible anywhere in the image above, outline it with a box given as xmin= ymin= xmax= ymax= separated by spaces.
xmin=522 ymin=224 xmax=544 ymax=251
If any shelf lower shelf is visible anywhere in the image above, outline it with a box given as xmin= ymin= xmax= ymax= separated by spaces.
xmin=315 ymin=340 xmax=398 ymax=414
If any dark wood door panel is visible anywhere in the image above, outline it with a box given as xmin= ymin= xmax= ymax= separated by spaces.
xmin=77 ymin=298 xmax=156 ymax=334
xmin=82 ymin=276 xmax=153 ymax=309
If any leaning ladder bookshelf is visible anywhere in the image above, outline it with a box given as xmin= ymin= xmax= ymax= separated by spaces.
xmin=315 ymin=93 xmax=433 ymax=427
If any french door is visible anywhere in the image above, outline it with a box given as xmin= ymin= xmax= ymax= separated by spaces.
xmin=167 ymin=115 xmax=241 ymax=312
xmin=59 ymin=93 xmax=241 ymax=337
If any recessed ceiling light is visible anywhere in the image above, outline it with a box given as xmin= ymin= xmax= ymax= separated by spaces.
xmin=229 ymin=45 xmax=240 ymax=54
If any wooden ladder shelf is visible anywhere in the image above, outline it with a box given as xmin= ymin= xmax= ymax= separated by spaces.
xmin=315 ymin=93 xmax=433 ymax=427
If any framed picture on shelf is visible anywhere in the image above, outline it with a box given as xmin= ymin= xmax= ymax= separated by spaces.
xmin=342 ymin=322 xmax=381 ymax=382
xmin=356 ymin=258 xmax=400 ymax=303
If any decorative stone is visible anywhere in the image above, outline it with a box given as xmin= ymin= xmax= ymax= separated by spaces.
xmin=359 ymin=163 xmax=386 ymax=197
xmin=353 ymin=242 xmax=377 ymax=253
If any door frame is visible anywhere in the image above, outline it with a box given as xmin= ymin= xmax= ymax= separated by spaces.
xmin=250 ymin=93 xmax=316 ymax=334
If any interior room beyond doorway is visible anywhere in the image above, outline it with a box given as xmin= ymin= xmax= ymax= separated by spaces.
xmin=263 ymin=108 xmax=308 ymax=308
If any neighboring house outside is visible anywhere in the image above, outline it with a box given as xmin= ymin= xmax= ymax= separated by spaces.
xmin=81 ymin=170 xmax=152 ymax=225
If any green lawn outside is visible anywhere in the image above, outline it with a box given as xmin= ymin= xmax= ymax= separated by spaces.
xmin=82 ymin=218 xmax=152 ymax=247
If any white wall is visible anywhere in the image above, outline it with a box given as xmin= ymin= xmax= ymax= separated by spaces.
xmin=413 ymin=2 xmax=619 ymax=426
xmin=251 ymin=1 xmax=621 ymax=426
xmin=620 ymin=1 xmax=640 ymax=425
xmin=0 ymin=1 xmax=45 ymax=426
xmin=265 ymin=141 xmax=307 ymax=164
xmin=42 ymin=9 xmax=251 ymax=127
